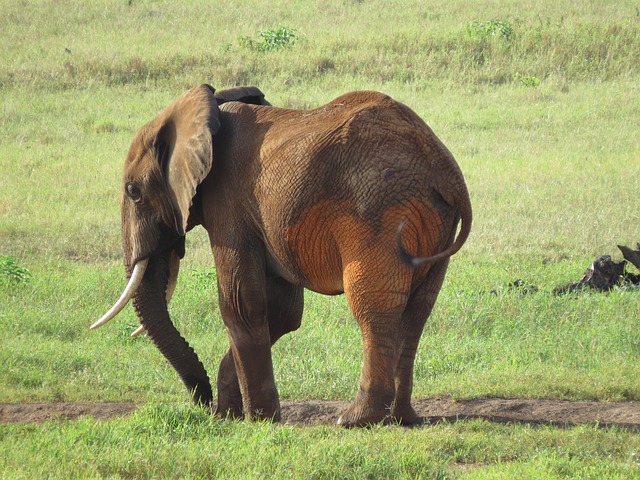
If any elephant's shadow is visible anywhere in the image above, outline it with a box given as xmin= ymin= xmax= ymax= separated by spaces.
xmin=277 ymin=398 xmax=640 ymax=430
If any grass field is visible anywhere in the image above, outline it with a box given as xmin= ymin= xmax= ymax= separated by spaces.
xmin=1 ymin=0 xmax=639 ymax=477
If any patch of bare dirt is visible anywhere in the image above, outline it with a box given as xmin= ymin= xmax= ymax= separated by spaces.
xmin=1 ymin=398 xmax=639 ymax=428
xmin=0 ymin=402 xmax=137 ymax=425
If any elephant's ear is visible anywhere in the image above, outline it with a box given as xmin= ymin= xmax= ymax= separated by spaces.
xmin=155 ymin=84 xmax=220 ymax=236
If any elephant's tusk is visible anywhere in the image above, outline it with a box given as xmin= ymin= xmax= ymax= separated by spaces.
xmin=165 ymin=250 xmax=180 ymax=305
xmin=131 ymin=325 xmax=146 ymax=337
xmin=90 ymin=259 xmax=149 ymax=330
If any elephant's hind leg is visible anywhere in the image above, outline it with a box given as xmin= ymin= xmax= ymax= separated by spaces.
xmin=265 ymin=276 xmax=304 ymax=342
xmin=337 ymin=261 xmax=411 ymax=427
xmin=215 ymin=350 xmax=243 ymax=419
xmin=391 ymin=258 xmax=450 ymax=425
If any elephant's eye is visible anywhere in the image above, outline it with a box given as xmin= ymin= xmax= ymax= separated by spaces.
xmin=126 ymin=182 xmax=142 ymax=203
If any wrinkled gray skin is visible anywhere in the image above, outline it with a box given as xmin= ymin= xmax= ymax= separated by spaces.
xmin=99 ymin=84 xmax=471 ymax=427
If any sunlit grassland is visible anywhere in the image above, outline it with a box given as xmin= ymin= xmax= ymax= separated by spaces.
xmin=2 ymin=0 xmax=639 ymax=92
xmin=1 ymin=0 xmax=640 ymax=477
xmin=2 ymin=253 xmax=639 ymax=405
xmin=3 ymin=80 xmax=638 ymax=264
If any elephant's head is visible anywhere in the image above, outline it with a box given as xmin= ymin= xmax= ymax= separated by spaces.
xmin=91 ymin=84 xmax=269 ymax=405
xmin=121 ymin=84 xmax=218 ymax=268
xmin=118 ymin=84 xmax=270 ymax=272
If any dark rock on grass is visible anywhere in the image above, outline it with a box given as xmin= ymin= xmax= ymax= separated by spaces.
xmin=488 ymin=243 xmax=640 ymax=296
xmin=554 ymin=243 xmax=640 ymax=295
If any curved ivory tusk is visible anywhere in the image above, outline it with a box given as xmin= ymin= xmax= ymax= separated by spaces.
xmin=165 ymin=250 xmax=180 ymax=305
xmin=90 ymin=259 xmax=149 ymax=330
xmin=131 ymin=325 xmax=146 ymax=337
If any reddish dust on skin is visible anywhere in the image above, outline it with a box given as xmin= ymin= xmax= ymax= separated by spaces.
xmin=283 ymin=199 xmax=445 ymax=296
xmin=2 ymin=399 xmax=639 ymax=427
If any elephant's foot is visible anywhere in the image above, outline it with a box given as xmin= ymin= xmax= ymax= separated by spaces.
xmin=214 ymin=400 xmax=244 ymax=420
xmin=245 ymin=407 xmax=281 ymax=423
xmin=337 ymin=401 xmax=419 ymax=427
xmin=215 ymin=394 xmax=281 ymax=422
xmin=215 ymin=384 xmax=244 ymax=419
xmin=336 ymin=387 xmax=396 ymax=427
xmin=218 ymin=379 xmax=281 ymax=422
xmin=215 ymin=395 xmax=281 ymax=422
xmin=390 ymin=401 xmax=419 ymax=425
xmin=243 ymin=391 xmax=281 ymax=422
xmin=337 ymin=400 xmax=391 ymax=427
xmin=215 ymin=349 xmax=244 ymax=419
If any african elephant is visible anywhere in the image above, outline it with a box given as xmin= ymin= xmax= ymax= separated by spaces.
xmin=92 ymin=84 xmax=472 ymax=427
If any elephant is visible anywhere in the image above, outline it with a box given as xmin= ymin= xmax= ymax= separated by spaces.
xmin=92 ymin=84 xmax=472 ymax=427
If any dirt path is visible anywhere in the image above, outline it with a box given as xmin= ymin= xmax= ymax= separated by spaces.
xmin=2 ymin=398 xmax=639 ymax=428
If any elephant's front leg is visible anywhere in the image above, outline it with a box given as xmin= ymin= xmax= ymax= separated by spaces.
xmin=216 ymin=276 xmax=304 ymax=420
xmin=214 ymin=248 xmax=280 ymax=421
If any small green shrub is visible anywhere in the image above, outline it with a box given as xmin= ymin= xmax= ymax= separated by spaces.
xmin=514 ymin=73 xmax=541 ymax=87
xmin=190 ymin=269 xmax=218 ymax=291
xmin=467 ymin=19 xmax=514 ymax=41
xmin=0 ymin=256 xmax=32 ymax=285
xmin=238 ymin=26 xmax=298 ymax=52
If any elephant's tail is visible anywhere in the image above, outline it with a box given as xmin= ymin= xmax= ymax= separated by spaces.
xmin=397 ymin=185 xmax=472 ymax=267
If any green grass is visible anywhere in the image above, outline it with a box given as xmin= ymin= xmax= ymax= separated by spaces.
xmin=2 ymin=258 xmax=638 ymax=405
xmin=1 ymin=404 xmax=639 ymax=479
xmin=1 ymin=0 xmax=640 ymax=477
xmin=2 ymin=1 xmax=639 ymax=92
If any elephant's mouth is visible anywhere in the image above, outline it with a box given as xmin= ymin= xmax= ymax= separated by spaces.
xmin=91 ymin=243 xmax=182 ymax=335
xmin=92 ymin=229 xmax=185 ymax=334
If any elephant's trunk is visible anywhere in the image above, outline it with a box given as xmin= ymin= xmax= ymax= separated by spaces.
xmin=92 ymin=253 xmax=213 ymax=406
xmin=131 ymin=254 xmax=213 ymax=406
xmin=131 ymin=251 xmax=180 ymax=337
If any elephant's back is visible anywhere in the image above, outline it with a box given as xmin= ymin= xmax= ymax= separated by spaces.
xmin=253 ymin=91 xmax=453 ymax=228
